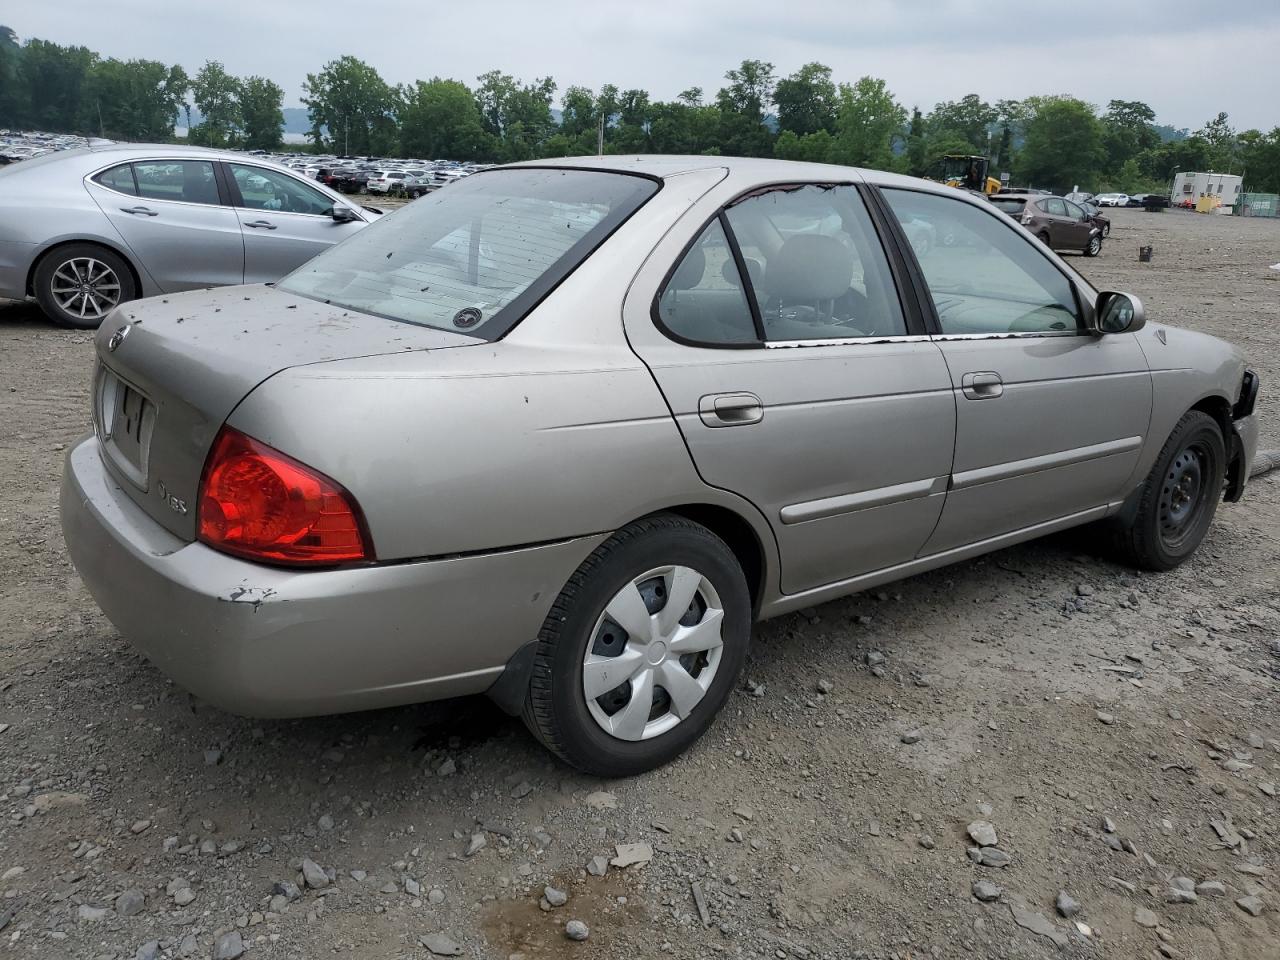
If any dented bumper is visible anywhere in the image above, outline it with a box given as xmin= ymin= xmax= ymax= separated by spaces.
xmin=61 ymin=436 xmax=601 ymax=717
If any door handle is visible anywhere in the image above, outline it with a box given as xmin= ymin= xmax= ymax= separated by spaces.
xmin=120 ymin=206 xmax=157 ymax=217
xmin=698 ymin=393 xmax=763 ymax=427
xmin=961 ymin=371 xmax=1004 ymax=400
xmin=243 ymin=220 xmax=278 ymax=230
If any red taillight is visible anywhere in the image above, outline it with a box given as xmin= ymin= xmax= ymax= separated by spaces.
xmin=197 ymin=427 xmax=372 ymax=566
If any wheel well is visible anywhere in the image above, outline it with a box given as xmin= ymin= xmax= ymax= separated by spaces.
xmin=659 ymin=504 xmax=766 ymax=614
xmin=1190 ymin=395 xmax=1231 ymax=440
xmin=27 ymin=240 xmax=143 ymax=299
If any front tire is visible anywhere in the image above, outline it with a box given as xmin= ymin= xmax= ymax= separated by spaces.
xmin=522 ymin=515 xmax=751 ymax=777
xmin=1085 ymin=234 xmax=1102 ymax=257
xmin=33 ymin=243 xmax=136 ymax=329
xmin=1109 ymin=411 xmax=1225 ymax=571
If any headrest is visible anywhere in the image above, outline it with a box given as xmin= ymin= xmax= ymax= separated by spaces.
xmin=762 ymin=234 xmax=852 ymax=300
xmin=721 ymin=256 xmax=763 ymax=289
xmin=669 ymin=244 xmax=706 ymax=291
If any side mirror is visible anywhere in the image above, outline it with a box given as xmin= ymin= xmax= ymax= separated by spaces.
xmin=330 ymin=205 xmax=360 ymax=223
xmin=1094 ymin=291 xmax=1146 ymax=335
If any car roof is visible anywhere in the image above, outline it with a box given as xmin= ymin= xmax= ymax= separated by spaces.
xmin=0 ymin=142 xmax=313 ymax=181
xmin=511 ymin=154 xmax=968 ymax=199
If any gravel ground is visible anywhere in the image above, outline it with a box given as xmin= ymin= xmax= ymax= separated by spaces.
xmin=1 ymin=207 xmax=1278 ymax=960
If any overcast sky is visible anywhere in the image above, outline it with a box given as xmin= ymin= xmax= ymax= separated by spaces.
xmin=10 ymin=0 xmax=1279 ymax=131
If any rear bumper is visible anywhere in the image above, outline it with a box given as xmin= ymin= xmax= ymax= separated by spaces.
xmin=61 ymin=436 xmax=602 ymax=717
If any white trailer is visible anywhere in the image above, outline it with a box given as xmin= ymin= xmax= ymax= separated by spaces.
xmin=1171 ymin=171 xmax=1243 ymax=208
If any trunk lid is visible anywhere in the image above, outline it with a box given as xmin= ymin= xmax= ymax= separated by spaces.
xmin=92 ymin=284 xmax=481 ymax=541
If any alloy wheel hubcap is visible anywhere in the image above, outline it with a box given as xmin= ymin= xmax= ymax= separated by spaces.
xmin=51 ymin=257 xmax=121 ymax=319
xmin=583 ymin=565 xmax=724 ymax=742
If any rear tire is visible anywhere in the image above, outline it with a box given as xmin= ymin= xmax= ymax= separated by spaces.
xmin=1109 ymin=411 xmax=1225 ymax=571
xmin=522 ymin=514 xmax=751 ymax=777
xmin=1037 ymin=231 xmax=1052 ymax=248
xmin=33 ymin=243 xmax=136 ymax=329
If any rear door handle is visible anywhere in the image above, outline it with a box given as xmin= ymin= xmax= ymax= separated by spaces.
xmin=243 ymin=220 xmax=278 ymax=230
xmin=698 ymin=393 xmax=763 ymax=427
xmin=961 ymin=371 xmax=1003 ymax=400
xmin=120 ymin=206 xmax=157 ymax=217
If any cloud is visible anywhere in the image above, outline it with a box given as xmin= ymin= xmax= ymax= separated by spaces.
xmin=7 ymin=0 xmax=1279 ymax=130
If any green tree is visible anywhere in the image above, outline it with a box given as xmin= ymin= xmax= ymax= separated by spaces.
xmin=87 ymin=59 xmax=187 ymax=140
xmin=926 ymin=94 xmax=996 ymax=153
xmin=715 ymin=59 xmax=776 ymax=157
xmin=904 ymin=106 xmax=928 ymax=175
xmin=1196 ymin=111 xmax=1239 ymax=170
xmin=14 ymin=39 xmax=96 ymax=132
xmin=302 ymin=55 xmax=397 ymax=155
xmin=773 ymin=129 xmax=834 ymax=164
xmin=189 ymin=60 xmax=243 ymax=146
xmin=1238 ymin=128 xmax=1280 ymax=193
xmin=559 ymin=85 xmax=598 ymax=140
xmin=773 ymin=62 xmax=837 ymax=137
xmin=1016 ymin=97 xmax=1104 ymax=190
xmin=238 ymin=76 xmax=284 ymax=150
xmin=400 ymin=78 xmax=486 ymax=159
xmin=829 ymin=76 xmax=905 ymax=170
xmin=1100 ymin=99 xmax=1158 ymax=174
xmin=473 ymin=71 xmax=556 ymax=160
xmin=0 ymin=25 xmax=22 ymax=125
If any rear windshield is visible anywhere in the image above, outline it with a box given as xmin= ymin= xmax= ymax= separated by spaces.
xmin=989 ymin=197 xmax=1026 ymax=215
xmin=278 ymin=168 xmax=658 ymax=339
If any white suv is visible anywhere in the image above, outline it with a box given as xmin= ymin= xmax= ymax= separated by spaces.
xmin=367 ymin=171 xmax=408 ymax=194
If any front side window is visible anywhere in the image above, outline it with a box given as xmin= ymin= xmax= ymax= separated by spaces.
xmin=278 ymin=168 xmax=658 ymax=339
xmin=1063 ymin=200 xmax=1085 ymax=219
xmin=93 ymin=163 xmax=136 ymax=196
xmin=883 ymin=188 xmax=1080 ymax=335
xmin=229 ymin=164 xmax=333 ymax=216
xmin=133 ymin=160 xmax=220 ymax=206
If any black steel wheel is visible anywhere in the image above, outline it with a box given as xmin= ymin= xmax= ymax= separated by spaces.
xmin=1109 ymin=411 xmax=1225 ymax=570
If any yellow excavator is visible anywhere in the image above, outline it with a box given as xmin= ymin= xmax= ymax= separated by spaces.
xmin=931 ymin=155 xmax=1002 ymax=196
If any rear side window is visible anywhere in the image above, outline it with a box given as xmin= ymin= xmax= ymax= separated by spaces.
xmin=725 ymin=185 xmax=906 ymax=341
xmin=278 ymin=168 xmax=658 ymax=339
xmin=658 ymin=219 xmax=758 ymax=344
xmin=1044 ymin=198 xmax=1068 ymax=216
xmin=133 ymin=160 xmax=221 ymax=206
xmin=656 ymin=184 xmax=907 ymax=346
xmin=94 ymin=163 xmax=136 ymax=195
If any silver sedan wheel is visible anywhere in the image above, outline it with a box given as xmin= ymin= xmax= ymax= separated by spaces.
xmin=582 ymin=565 xmax=725 ymax=742
xmin=50 ymin=257 xmax=122 ymax=320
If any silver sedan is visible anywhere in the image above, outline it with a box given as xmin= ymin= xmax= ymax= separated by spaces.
xmin=61 ymin=157 xmax=1260 ymax=776
xmin=0 ymin=144 xmax=373 ymax=328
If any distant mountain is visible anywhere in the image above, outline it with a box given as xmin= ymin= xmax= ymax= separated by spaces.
xmin=282 ymin=108 xmax=310 ymax=135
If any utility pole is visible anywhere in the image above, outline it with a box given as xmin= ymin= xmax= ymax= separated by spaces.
xmin=597 ymin=113 xmax=604 ymax=157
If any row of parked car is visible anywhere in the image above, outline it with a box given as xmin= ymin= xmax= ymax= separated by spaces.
xmin=1069 ymin=191 xmax=1171 ymax=209
xmin=239 ymin=151 xmax=491 ymax=198
xmin=0 ymin=129 xmax=105 ymax=164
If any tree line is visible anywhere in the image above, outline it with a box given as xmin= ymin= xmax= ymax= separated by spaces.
xmin=3 ymin=27 xmax=1279 ymax=195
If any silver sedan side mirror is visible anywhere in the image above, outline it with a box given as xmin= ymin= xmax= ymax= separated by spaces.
xmin=1094 ymin=291 xmax=1146 ymax=335
xmin=330 ymin=205 xmax=361 ymax=224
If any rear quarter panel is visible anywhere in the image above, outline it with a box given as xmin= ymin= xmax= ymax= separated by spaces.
xmin=227 ymin=165 xmax=778 ymax=571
